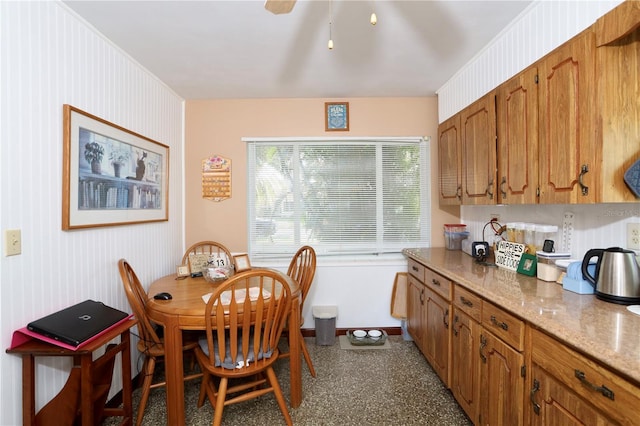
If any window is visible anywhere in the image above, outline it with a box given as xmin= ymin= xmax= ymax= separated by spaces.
xmin=246 ymin=137 xmax=430 ymax=259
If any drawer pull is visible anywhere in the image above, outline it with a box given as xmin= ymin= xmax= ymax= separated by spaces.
xmin=479 ymin=334 xmax=487 ymax=363
xmin=490 ymin=315 xmax=509 ymax=330
xmin=431 ymin=278 xmax=441 ymax=286
xmin=460 ymin=296 xmax=473 ymax=307
xmin=412 ymin=265 xmax=419 ymax=272
xmin=574 ymin=369 xmax=615 ymax=400
xmin=530 ymin=379 xmax=541 ymax=415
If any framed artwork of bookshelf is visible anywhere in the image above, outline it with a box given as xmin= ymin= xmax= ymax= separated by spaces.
xmin=62 ymin=104 xmax=169 ymax=230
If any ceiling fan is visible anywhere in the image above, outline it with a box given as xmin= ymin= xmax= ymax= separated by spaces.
xmin=264 ymin=0 xmax=297 ymax=15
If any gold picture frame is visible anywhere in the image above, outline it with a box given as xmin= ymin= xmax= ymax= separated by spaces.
xmin=325 ymin=102 xmax=349 ymax=131
xmin=62 ymin=104 xmax=169 ymax=229
xmin=233 ymin=254 xmax=252 ymax=272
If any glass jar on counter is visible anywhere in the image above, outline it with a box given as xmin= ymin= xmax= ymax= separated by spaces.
xmin=514 ymin=222 xmax=526 ymax=244
xmin=534 ymin=225 xmax=558 ymax=252
xmin=524 ymin=223 xmax=537 ymax=253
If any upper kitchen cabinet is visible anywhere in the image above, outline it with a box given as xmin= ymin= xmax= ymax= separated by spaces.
xmin=594 ymin=1 xmax=640 ymax=203
xmin=438 ymin=114 xmax=462 ymax=205
xmin=537 ymin=29 xmax=598 ymax=204
xmin=438 ymin=92 xmax=497 ymax=207
xmin=496 ymin=67 xmax=539 ymax=204
xmin=460 ymin=93 xmax=497 ymax=205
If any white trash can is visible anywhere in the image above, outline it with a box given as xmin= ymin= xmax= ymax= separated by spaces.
xmin=312 ymin=306 xmax=337 ymax=345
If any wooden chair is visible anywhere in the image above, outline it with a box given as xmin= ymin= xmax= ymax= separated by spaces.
xmin=181 ymin=241 xmax=235 ymax=271
xmin=195 ymin=269 xmax=293 ymax=426
xmin=118 ymin=259 xmax=202 ymax=426
xmin=279 ymin=245 xmax=317 ymax=377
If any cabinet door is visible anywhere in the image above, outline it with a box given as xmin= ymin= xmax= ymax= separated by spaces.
xmin=530 ymin=364 xmax=613 ymax=426
xmin=479 ymin=330 xmax=525 ymax=426
xmin=496 ymin=67 xmax=539 ymax=204
xmin=452 ymin=308 xmax=480 ymax=422
xmin=438 ymin=114 xmax=462 ymax=205
xmin=461 ymin=93 xmax=497 ymax=205
xmin=406 ymin=274 xmax=425 ymax=353
xmin=538 ymin=29 xmax=597 ymax=204
xmin=424 ymin=286 xmax=451 ymax=387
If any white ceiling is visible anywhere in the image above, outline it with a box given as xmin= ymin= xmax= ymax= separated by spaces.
xmin=63 ymin=0 xmax=533 ymax=100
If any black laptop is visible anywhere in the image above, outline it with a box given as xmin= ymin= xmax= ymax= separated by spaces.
xmin=27 ymin=300 xmax=129 ymax=347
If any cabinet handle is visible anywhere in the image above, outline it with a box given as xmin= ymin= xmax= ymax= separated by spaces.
xmin=456 ymin=185 xmax=462 ymax=200
xmin=453 ymin=315 xmax=459 ymax=336
xmin=490 ymin=315 xmax=509 ymax=330
xmin=412 ymin=265 xmax=419 ymax=272
xmin=574 ymin=369 xmax=615 ymax=400
xmin=431 ymin=278 xmax=441 ymax=286
xmin=578 ymin=164 xmax=589 ymax=196
xmin=443 ymin=308 xmax=449 ymax=329
xmin=420 ymin=288 xmax=425 ymax=304
xmin=487 ymin=178 xmax=494 ymax=200
xmin=530 ymin=378 xmax=541 ymax=415
xmin=500 ymin=176 xmax=507 ymax=199
xmin=479 ymin=334 xmax=487 ymax=363
xmin=460 ymin=296 xmax=473 ymax=307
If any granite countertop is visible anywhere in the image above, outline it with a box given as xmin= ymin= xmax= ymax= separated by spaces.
xmin=403 ymin=247 xmax=640 ymax=385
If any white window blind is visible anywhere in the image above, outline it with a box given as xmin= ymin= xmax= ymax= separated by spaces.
xmin=245 ymin=137 xmax=430 ymax=258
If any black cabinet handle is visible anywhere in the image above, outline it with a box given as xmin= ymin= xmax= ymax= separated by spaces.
xmin=530 ymin=379 xmax=541 ymax=415
xmin=574 ymin=369 xmax=614 ymax=400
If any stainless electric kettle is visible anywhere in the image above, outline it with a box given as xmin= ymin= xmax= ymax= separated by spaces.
xmin=582 ymin=247 xmax=640 ymax=304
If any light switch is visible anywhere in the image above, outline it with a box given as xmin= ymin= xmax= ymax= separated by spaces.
xmin=4 ymin=229 xmax=21 ymax=256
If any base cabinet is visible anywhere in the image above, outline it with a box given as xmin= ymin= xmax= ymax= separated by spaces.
xmin=423 ymin=287 xmax=450 ymax=386
xmin=478 ymin=329 xmax=525 ymax=426
xmin=452 ymin=308 xmax=480 ymax=421
xmin=529 ymin=327 xmax=640 ymax=426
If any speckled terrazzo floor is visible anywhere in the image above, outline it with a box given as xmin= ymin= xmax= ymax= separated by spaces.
xmin=103 ymin=336 xmax=473 ymax=425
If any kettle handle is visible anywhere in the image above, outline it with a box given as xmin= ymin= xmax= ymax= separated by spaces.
xmin=582 ymin=249 xmax=602 ymax=286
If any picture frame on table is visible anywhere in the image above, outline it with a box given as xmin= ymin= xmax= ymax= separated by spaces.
xmin=62 ymin=104 xmax=169 ymax=230
xmin=233 ymin=254 xmax=252 ymax=272
xmin=325 ymin=102 xmax=349 ymax=131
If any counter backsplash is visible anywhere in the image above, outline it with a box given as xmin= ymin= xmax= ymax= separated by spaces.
xmin=461 ymin=203 xmax=639 ymax=260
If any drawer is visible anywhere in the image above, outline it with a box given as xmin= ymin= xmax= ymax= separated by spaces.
xmin=408 ymin=258 xmax=426 ymax=283
xmin=482 ymin=301 xmax=524 ymax=351
xmin=531 ymin=328 xmax=640 ymax=425
xmin=453 ymin=285 xmax=482 ymax=322
xmin=425 ymin=267 xmax=452 ymax=301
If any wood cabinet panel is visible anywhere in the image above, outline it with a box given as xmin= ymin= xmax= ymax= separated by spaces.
xmin=453 ymin=284 xmax=482 ymax=323
xmin=496 ymin=66 xmax=539 ymax=204
xmin=406 ymin=273 xmax=425 ymax=353
xmin=438 ymin=114 xmax=462 ymax=205
xmin=479 ymin=329 xmax=525 ymax=426
xmin=460 ymin=94 xmax=497 ymax=205
xmin=407 ymin=258 xmax=426 ymax=282
xmin=424 ymin=267 xmax=452 ymax=301
xmin=424 ymin=286 xmax=451 ymax=387
xmin=452 ymin=307 xmax=480 ymax=422
xmin=530 ymin=327 xmax=640 ymax=425
xmin=537 ymin=29 xmax=597 ymax=204
xmin=482 ymin=301 xmax=525 ymax=352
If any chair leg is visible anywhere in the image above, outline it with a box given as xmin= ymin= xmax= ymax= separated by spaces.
xmin=265 ymin=366 xmax=293 ymax=426
xmin=136 ymin=356 xmax=156 ymax=426
xmin=299 ymin=330 xmax=316 ymax=377
xmin=197 ymin=370 xmax=210 ymax=408
xmin=212 ymin=377 xmax=228 ymax=426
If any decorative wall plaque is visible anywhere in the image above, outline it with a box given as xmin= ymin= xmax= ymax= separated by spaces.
xmin=202 ymin=155 xmax=231 ymax=202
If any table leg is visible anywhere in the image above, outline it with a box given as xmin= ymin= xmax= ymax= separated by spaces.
xmin=21 ymin=354 xmax=36 ymax=426
xmin=120 ymin=330 xmax=133 ymax=423
xmin=289 ymin=297 xmax=302 ymax=408
xmin=161 ymin=317 xmax=186 ymax=425
xmin=80 ymin=352 xmax=94 ymax=425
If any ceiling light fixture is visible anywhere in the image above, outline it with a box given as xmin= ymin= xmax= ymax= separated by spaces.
xmin=370 ymin=1 xmax=377 ymax=25
xmin=328 ymin=0 xmax=334 ymax=50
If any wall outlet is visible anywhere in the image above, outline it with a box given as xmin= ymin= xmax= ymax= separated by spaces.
xmin=628 ymin=223 xmax=640 ymax=250
xmin=489 ymin=213 xmax=500 ymax=222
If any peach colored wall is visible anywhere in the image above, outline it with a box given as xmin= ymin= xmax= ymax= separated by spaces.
xmin=184 ymin=97 xmax=460 ymax=253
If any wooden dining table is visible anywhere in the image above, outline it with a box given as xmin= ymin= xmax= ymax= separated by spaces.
xmin=146 ymin=268 xmax=302 ymax=426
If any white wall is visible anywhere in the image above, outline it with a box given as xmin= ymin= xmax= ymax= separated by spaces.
xmin=0 ymin=2 xmax=184 ymax=424
xmin=437 ymin=0 xmax=624 ymax=121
